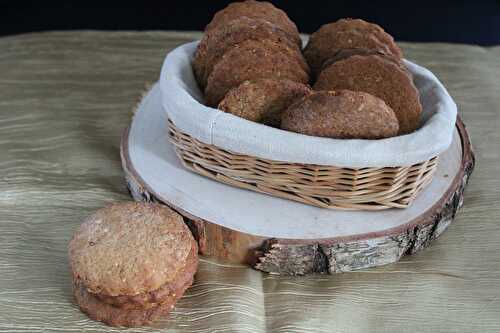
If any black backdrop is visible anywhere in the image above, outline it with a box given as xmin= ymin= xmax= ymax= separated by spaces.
xmin=2 ymin=0 xmax=500 ymax=45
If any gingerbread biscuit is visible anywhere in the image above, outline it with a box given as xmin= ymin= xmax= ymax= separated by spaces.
xmin=313 ymin=54 xmax=421 ymax=134
xmin=205 ymin=39 xmax=310 ymax=106
xmin=281 ymin=90 xmax=399 ymax=139
xmin=193 ymin=17 xmax=303 ymax=89
xmin=218 ymin=79 xmax=311 ymax=127
xmin=304 ymin=18 xmax=403 ymax=75
xmin=205 ymin=1 xmax=301 ymax=47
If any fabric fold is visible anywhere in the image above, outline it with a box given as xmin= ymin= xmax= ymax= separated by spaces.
xmin=160 ymin=41 xmax=457 ymax=167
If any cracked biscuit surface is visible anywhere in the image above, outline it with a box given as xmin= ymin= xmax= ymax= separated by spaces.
xmin=204 ymin=1 xmax=301 ymax=46
xmin=304 ymin=18 xmax=403 ymax=75
xmin=281 ymin=90 xmax=399 ymax=139
xmin=218 ymin=78 xmax=311 ymax=127
xmin=205 ymin=39 xmax=310 ymax=107
xmin=314 ymin=54 xmax=421 ymax=134
xmin=68 ymin=202 xmax=198 ymax=327
xmin=193 ymin=17 xmax=302 ymax=89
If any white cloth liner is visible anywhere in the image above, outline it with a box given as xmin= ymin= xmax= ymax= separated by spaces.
xmin=128 ymin=84 xmax=462 ymax=239
xmin=160 ymin=41 xmax=457 ymax=168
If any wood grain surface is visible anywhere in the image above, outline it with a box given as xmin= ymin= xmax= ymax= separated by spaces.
xmin=0 ymin=31 xmax=499 ymax=332
xmin=122 ymin=84 xmax=473 ymax=274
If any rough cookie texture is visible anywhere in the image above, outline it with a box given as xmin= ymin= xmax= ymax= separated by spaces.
xmin=72 ymin=274 xmax=193 ymax=327
xmin=205 ymin=39 xmax=310 ymax=107
xmin=319 ymin=47 xmax=400 ymax=72
xmin=193 ymin=16 xmax=303 ymax=89
xmin=304 ymin=18 xmax=403 ymax=75
xmin=93 ymin=244 xmax=198 ymax=309
xmin=68 ymin=202 xmax=197 ymax=297
xmin=281 ymin=90 xmax=399 ymax=139
xmin=204 ymin=1 xmax=301 ymax=46
xmin=218 ymin=79 xmax=311 ymax=127
xmin=314 ymin=54 xmax=421 ymax=134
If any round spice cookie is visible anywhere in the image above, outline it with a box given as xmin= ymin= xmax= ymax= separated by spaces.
xmin=304 ymin=18 xmax=403 ymax=75
xmin=68 ymin=202 xmax=198 ymax=326
xmin=281 ymin=90 xmax=399 ymax=139
xmin=205 ymin=0 xmax=301 ymax=47
xmin=218 ymin=79 xmax=311 ymax=127
xmin=313 ymin=54 xmax=421 ymax=134
xmin=319 ymin=47 xmax=399 ymax=72
xmin=205 ymin=39 xmax=310 ymax=107
xmin=193 ymin=16 xmax=303 ymax=89
xmin=93 ymin=244 xmax=198 ymax=310
xmin=71 ymin=245 xmax=197 ymax=327
xmin=321 ymin=18 xmax=402 ymax=57
xmin=68 ymin=202 xmax=198 ymax=297
xmin=72 ymin=277 xmax=190 ymax=327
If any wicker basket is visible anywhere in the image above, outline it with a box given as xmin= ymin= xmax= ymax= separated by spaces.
xmin=161 ymin=42 xmax=456 ymax=211
xmin=168 ymin=120 xmax=438 ymax=210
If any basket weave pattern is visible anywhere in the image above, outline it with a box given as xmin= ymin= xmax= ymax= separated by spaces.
xmin=168 ymin=120 xmax=438 ymax=210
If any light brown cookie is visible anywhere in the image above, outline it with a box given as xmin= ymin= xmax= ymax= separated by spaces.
xmin=72 ymin=273 xmax=192 ymax=327
xmin=304 ymin=18 xmax=403 ymax=75
xmin=205 ymin=39 xmax=310 ymax=107
xmin=193 ymin=16 xmax=303 ymax=89
xmin=205 ymin=1 xmax=301 ymax=46
xmin=68 ymin=202 xmax=198 ymax=297
xmin=93 ymin=243 xmax=198 ymax=310
xmin=218 ymin=79 xmax=311 ymax=127
xmin=281 ymin=90 xmax=399 ymax=139
xmin=313 ymin=54 xmax=421 ymax=134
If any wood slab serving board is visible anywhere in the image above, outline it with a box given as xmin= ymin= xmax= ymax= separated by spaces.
xmin=121 ymin=84 xmax=474 ymax=275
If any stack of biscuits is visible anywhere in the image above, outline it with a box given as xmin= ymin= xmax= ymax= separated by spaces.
xmin=304 ymin=19 xmax=422 ymax=135
xmin=192 ymin=2 xmax=423 ymax=139
xmin=192 ymin=0 xmax=312 ymax=126
xmin=282 ymin=18 xmax=423 ymax=138
xmin=68 ymin=202 xmax=198 ymax=327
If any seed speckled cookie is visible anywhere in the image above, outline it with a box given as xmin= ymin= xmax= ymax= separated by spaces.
xmin=218 ymin=79 xmax=311 ymax=127
xmin=281 ymin=90 xmax=399 ymax=139
xmin=205 ymin=1 xmax=301 ymax=46
xmin=72 ymin=276 xmax=191 ymax=327
xmin=304 ymin=18 xmax=403 ymax=75
xmin=68 ymin=202 xmax=198 ymax=327
xmin=205 ymin=39 xmax=310 ymax=106
xmin=314 ymin=53 xmax=421 ymax=134
xmin=193 ymin=17 xmax=303 ymax=89
xmin=93 ymin=244 xmax=198 ymax=310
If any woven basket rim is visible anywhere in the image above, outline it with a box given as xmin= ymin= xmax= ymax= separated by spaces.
xmin=160 ymin=41 xmax=457 ymax=168
xmin=168 ymin=119 xmax=439 ymax=210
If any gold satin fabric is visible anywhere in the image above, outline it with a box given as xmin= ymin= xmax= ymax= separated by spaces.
xmin=0 ymin=31 xmax=499 ymax=332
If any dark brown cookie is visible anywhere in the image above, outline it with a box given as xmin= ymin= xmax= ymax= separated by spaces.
xmin=218 ymin=79 xmax=311 ymax=127
xmin=320 ymin=18 xmax=402 ymax=57
xmin=205 ymin=1 xmax=301 ymax=47
xmin=319 ymin=47 xmax=400 ymax=72
xmin=313 ymin=54 xmax=421 ymax=134
xmin=281 ymin=90 xmax=399 ymax=139
xmin=193 ymin=16 xmax=303 ymax=89
xmin=205 ymin=39 xmax=310 ymax=107
xmin=68 ymin=202 xmax=198 ymax=297
xmin=304 ymin=18 xmax=403 ymax=75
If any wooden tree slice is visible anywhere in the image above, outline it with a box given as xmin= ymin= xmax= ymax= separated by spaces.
xmin=121 ymin=84 xmax=475 ymax=275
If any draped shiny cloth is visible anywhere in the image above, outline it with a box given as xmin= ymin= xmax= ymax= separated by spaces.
xmin=0 ymin=31 xmax=499 ymax=332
